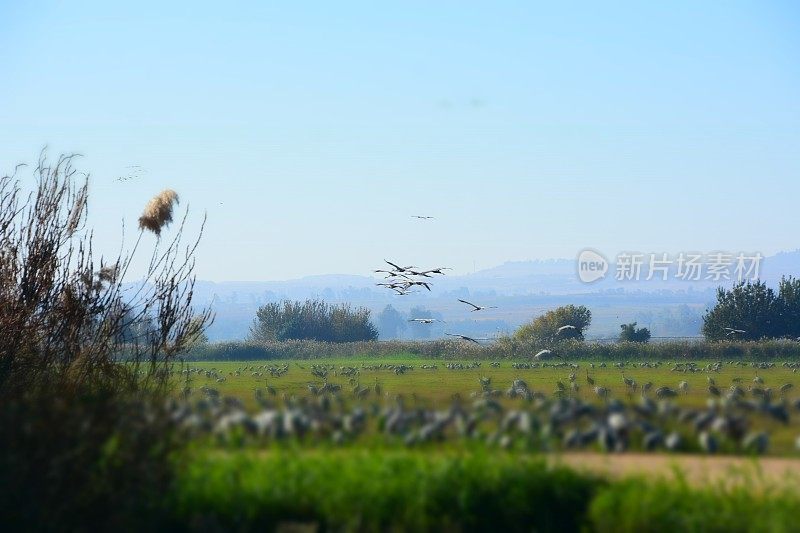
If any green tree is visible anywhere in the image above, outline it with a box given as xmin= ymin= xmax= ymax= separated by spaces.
xmin=514 ymin=305 xmax=591 ymax=342
xmin=618 ymin=322 xmax=651 ymax=343
xmin=702 ymin=280 xmax=781 ymax=341
xmin=330 ymin=304 xmax=378 ymax=342
xmin=778 ymin=276 xmax=800 ymax=339
xmin=249 ymin=299 xmax=377 ymax=342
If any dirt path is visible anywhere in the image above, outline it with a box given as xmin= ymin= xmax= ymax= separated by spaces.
xmin=551 ymin=453 xmax=800 ymax=487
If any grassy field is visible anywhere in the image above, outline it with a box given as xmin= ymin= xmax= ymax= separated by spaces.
xmin=182 ymin=357 xmax=800 ymax=454
xmin=186 ymin=357 xmax=798 ymax=405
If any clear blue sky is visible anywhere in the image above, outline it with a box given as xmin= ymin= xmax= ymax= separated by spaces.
xmin=2 ymin=1 xmax=799 ymax=281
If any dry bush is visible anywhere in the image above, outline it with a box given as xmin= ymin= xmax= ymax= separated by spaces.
xmin=0 ymin=152 xmax=211 ymax=394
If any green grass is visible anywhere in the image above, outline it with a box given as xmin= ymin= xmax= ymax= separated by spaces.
xmin=171 ymin=448 xmax=800 ymax=532
xmin=589 ymin=475 xmax=800 ymax=533
xmin=173 ymin=449 xmax=603 ymax=531
xmin=184 ymin=357 xmax=800 ymax=407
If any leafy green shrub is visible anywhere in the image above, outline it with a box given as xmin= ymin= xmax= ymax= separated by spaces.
xmin=703 ymin=277 xmax=800 ymax=341
xmin=250 ymin=299 xmax=378 ymax=343
xmin=703 ymin=280 xmax=782 ymax=341
xmin=619 ymin=322 xmax=651 ymax=343
xmin=514 ymin=305 xmax=592 ymax=342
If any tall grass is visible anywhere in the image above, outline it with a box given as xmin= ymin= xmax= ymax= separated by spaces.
xmin=186 ymin=338 xmax=800 ymax=362
xmin=589 ymin=475 xmax=799 ymax=533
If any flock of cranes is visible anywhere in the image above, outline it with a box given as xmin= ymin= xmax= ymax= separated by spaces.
xmin=374 ymin=219 xmax=582 ymax=350
xmin=115 ymin=164 xmax=144 ymax=182
xmin=374 ymin=260 xmax=450 ymax=295
xmin=171 ymin=359 xmax=800 ymax=456
xmin=373 ymin=214 xmax=507 ymax=345
xmin=375 ymin=261 xmax=501 ymax=343
xmin=375 ymin=216 xmax=751 ymax=350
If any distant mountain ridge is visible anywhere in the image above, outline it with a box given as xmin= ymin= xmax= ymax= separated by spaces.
xmin=196 ymin=250 xmax=800 ymax=302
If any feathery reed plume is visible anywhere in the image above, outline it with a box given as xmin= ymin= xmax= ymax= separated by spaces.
xmin=97 ymin=264 xmax=119 ymax=285
xmin=138 ymin=189 xmax=179 ymax=236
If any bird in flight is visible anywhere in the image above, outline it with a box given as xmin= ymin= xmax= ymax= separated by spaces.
xmin=404 ymin=269 xmax=433 ymax=278
xmin=377 ymin=278 xmax=431 ymax=292
xmin=457 ymin=299 xmax=497 ymax=312
xmin=406 ymin=267 xmax=452 ymax=277
xmin=421 ymin=267 xmax=451 ymax=275
xmin=116 ymin=164 xmax=145 ymax=182
xmin=445 ymin=333 xmax=483 ymax=344
xmin=384 ymin=259 xmax=416 ymax=272
xmin=534 ymin=349 xmax=562 ymax=360
xmin=409 ymin=318 xmax=444 ymax=324
xmin=388 ymin=286 xmax=419 ymax=296
xmin=557 ymin=325 xmax=577 ymax=334
xmin=412 ymin=215 xmax=435 ymax=220
xmin=403 ymin=280 xmax=432 ymax=291
xmin=724 ymin=328 xmax=746 ymax=336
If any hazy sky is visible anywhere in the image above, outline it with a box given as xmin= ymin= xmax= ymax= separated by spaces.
xmin=2 ymin=1 xmax=799 ymax=281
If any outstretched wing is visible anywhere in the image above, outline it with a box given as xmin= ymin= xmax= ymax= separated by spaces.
xmin=458 ymin=299 xmax=480 ymax=310
xmin=384 ymin=259 xmax=404 ymax=271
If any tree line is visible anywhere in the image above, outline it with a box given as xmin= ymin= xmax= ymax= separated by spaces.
xmin=247 ymin=278 xmax=800 ymax=345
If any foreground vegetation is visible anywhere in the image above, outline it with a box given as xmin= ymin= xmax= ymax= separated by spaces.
xmin=174 ymin=449 xmax=800 ymax=532
xmin=0 ymin=154 xmax=207 ymax=530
